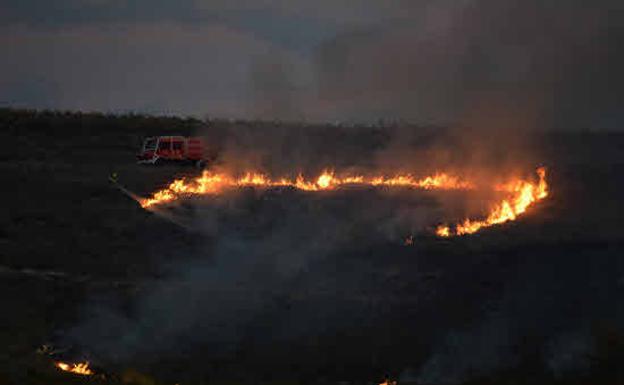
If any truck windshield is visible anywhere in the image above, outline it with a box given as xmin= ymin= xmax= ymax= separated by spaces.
xmin=144 ymin=138 xmax=157 ymax=150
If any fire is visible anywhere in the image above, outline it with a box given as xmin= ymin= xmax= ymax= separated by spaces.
xmin=55 ymin=361 xmax=93 ymax=375
xmin=316 ymin=171 xmax=334 ymax=189
xmin=436 ymin=167 xmax=548 ymax=237
xmin=139 ymin=166 xmax=548 ymax=238
xmin=435 ymin=225 xmax=450 ymax=237
xmin=140 ymin=170 xmax=474 ymax=208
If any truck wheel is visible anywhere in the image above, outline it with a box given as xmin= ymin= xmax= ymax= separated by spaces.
xmin=195 ymin=160 xmax=206 ymax=169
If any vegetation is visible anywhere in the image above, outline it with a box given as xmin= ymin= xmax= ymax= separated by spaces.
xmin=1 ymin=108 xmax=623 ymax=384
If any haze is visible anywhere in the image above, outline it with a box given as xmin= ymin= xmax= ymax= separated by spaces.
xmin=1 ymin=0 xmax=622 ymax=129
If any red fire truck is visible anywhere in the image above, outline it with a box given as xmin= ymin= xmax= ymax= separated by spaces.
xmin=136 ymin=136 xmax=215 ymax=167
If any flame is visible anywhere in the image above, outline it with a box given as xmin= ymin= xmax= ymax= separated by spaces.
xmin=55 ymin=361 xmax=93 ymax=375
xmin=140 ymin=170 xmax=473 ymax=208
xmin=436 ymin=167 xmax=548 ymax=237
xmin=436 ymin=225 xmax=451 ymax=237
xmin=139 ymin=167 xmax=548 ymax=238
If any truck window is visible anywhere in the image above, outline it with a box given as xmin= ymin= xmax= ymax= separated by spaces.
xmin=158 ymin=140 xmax=170 ymax=150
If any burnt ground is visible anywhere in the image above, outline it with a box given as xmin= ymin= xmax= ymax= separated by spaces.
xmin=1 ymin=109 xmax=624 ymax=385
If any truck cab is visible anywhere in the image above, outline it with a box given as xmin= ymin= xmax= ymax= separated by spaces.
xmin=137 ymin=136 xmax=212 ymax=167
xmin=137 ymin=136 xmax=184 ymax=164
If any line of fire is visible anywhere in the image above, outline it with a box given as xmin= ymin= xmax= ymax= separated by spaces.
xmin=130 ymin=167 xmax=548 ymax=238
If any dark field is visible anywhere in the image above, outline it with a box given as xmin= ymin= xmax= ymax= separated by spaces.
xmin=1 ymin=109 xmax=623 ymax=385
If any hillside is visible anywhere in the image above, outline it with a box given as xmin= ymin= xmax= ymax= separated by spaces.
xmin=1 ymin=109 xmax=624 ymax=385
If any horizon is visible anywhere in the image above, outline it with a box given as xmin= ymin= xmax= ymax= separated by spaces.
xmin=3 ymin=107 xmax=622 ymax=133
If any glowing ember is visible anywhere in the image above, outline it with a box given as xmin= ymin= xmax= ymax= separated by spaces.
xmin=436 ymin=167 xmax=548 ymax=237
xmin=55 ymin=361 xmax=93 ymax=375
xmin=140 ymin=170 xmax=474 ymax=208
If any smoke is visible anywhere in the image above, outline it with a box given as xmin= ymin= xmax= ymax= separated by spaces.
xmin=69 ymin=231 xmax=339 ymax=361
xmin=243 ymin=0 xmax=623 ymax=129
xmin=5 ymin=1 xmax=623 ymax=382
xmin=545 ymin=329 xmax=593 ymax=377
xmin=2 ymin=1 xmax=621 ymax=128
xmin=66 ymin=130 xmax=445 ymax=378
xmin=55 ymin=7 xmax=623 ymax=370
xmin=210 ymin=122 xmax=386 ymax=176
xmin=347 ymin=0 xmax=622 ymax=129
xmin=416 ymin=313 xmax=514 ymax=384
xmin=413 ymin=238 xmax=624 ymax=383
xmin=247 ymin=50 xmax=307 ymax=121
xmin=59 ymin=122 xmax=624 ymax=383
xmin=63 ymin=117 xmax=577 ymax=383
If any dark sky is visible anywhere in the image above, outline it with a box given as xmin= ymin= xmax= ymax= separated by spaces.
xmin=1 ymin=0 xmax=622 ymax=129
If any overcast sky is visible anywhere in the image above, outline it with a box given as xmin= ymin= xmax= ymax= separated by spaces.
xmin=1 ymin=0 xmax=622 ymax=129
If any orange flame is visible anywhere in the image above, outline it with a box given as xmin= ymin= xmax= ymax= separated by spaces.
xmin=139 ymin=167 xmax=548 ymax=238
xmin=55 ymin=361 xmax=93 ymax=375
xmin=436 ymin=167 xmax=548 ymax=237
xmin=140 ymin=170 xmax=474 ymax=208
